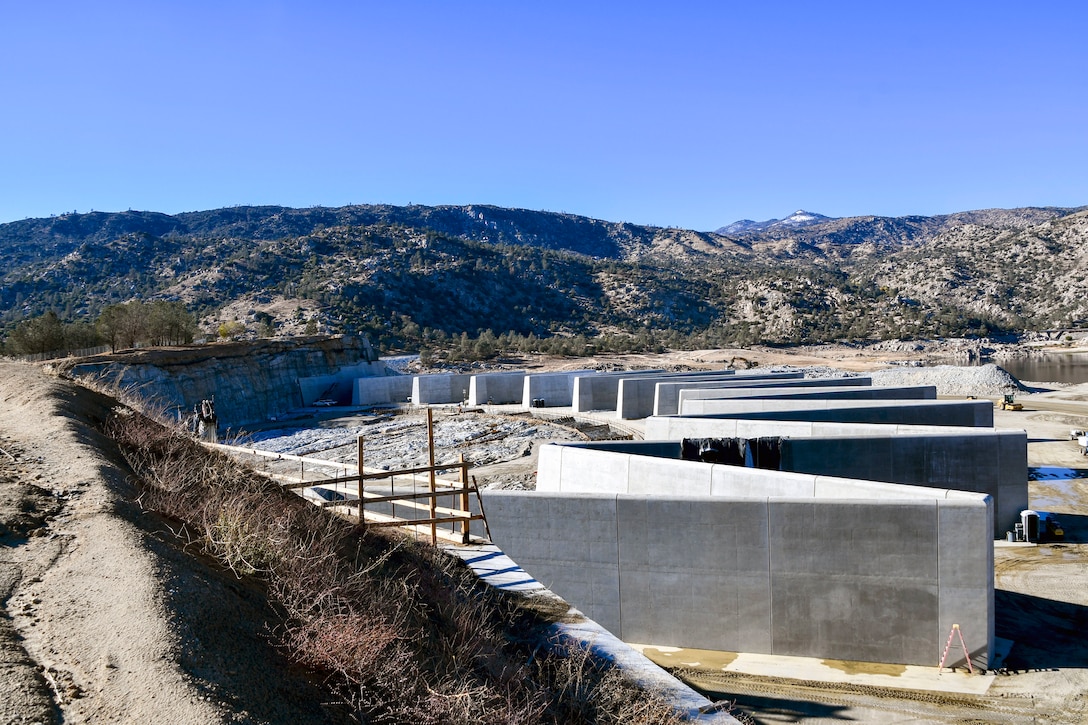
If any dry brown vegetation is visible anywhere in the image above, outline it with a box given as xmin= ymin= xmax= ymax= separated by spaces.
xmin=104 ymin=408 xmax=686 ymax=724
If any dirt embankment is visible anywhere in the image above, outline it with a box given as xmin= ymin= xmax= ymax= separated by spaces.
xmin=0 ymin=362 xmax=348 ymax=724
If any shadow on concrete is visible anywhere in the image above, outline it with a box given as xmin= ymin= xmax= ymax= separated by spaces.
xmin=713 ymin=693 xmax=853 ymax=723
xmin=996 ymin=589 xmax=1088 ymax=671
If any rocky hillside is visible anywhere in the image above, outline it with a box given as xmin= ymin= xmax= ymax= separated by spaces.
xmin=54 ymin=336 xmax=380 ymax=427
xmin=2 ymin=202 xmax=1087 ymax=350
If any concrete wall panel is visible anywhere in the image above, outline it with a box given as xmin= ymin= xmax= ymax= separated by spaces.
xmin=812 ymin=476 xmax=952 ymax=500
xmin=616 ymin=497 xmax=773 ymax=653
xmin=353 ymin=375 xmax=414 ymax=405
xmin=412 ymin=373 xmax=472 ymax=405
xmin=785 ymin=436 xmax=895 ymax=480
xmin=481 ymin=491 xmax=992 ymax=667
xmin=535 ymin=443 xmax=565 ymax=492
xmin=936 ymin=498 xmax=995 ymax=669
xmin=669 ymin=400 xmax=994 ymax=427
xmin=573 ymin=370 xmax=663 ymax=413
xmin=654 ymin=375 xmax=868 ymax=417
xmin=769 ymin=499 xmax=940 ymax=663
xmin=521 ymin=370 xmax=595 ymax=408
xmin=628 ymin=456 xmax=713 ymax=495
xmin=711 ymin=467 xmax=817 ymax=497
xmin=617 ymin=371 xmax=739 ymax=420
xmin=468 ymin=372 xmax=526 ymax=405
xmin=482 ymin=492 xmax=623 ymax=634
xmin=557 ymin=446 xmax=631 ymax=493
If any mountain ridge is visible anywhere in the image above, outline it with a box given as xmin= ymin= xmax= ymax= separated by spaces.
xmin=3 ymin=202 xmax=1088 ymax=351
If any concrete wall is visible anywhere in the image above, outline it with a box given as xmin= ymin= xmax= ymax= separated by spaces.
xmin=782 ymin=433 xmax=1025 ymax=536
xmin=572 ymin=370 xmax=668 ymax=413
xmin=584 ymin=371 xmax=834 ymax=417
xmin=651 ymin=372 xmax=803 ymax=417
xmin=665 ymin=400 xmax=995 ymax=427
xmin=411 ymin=373 xmax=473 ymax=405
xmin=678 ymin=384 xmax=935 ymax=415
xmin=481 ymin=490 xmax=993 ymax=668
xmin=353 ymin=374 xmax=414 ymax=406
xmin=645 ymin=417 xmax=977 ymax=440
xmin=296 ymin=360 xmax=388 ymax=406
xmin=521 ymin=369 xmax=595 ymax=408
xmin=653 ymin=375 xmax=865 ymax=417
xmin=642 ymin=418 xmax=1026 ymax=535
xmin=537 ymin=438 xmax=1024 ymax=536
xmin=615 ymin=371 xmax=739 ymax=420
xmin=468 ymin=371 xmax=527 ymax=405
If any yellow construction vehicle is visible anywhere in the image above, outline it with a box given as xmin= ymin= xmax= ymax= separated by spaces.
xmin=1000 ymin=393 xmax=1023 ymax=411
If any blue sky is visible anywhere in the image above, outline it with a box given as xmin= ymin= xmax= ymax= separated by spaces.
xmin=1 ymin=1 xmax=1086 ymax=231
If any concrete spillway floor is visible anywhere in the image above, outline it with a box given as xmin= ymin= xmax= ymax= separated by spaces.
xmin=630 ymin=644 xmax=1003 ymax=696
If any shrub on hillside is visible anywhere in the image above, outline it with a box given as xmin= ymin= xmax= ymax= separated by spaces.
xmin=104 ymin=410 xmax=688 ymax=724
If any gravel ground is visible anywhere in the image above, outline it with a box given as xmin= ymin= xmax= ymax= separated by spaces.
xmin=245 ymin=410 xmax=587 ymax=489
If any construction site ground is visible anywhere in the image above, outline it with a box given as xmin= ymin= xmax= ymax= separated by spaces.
xmin=242 ymin=366 xmax=1088 ymax=724
xmin=5 ymin=341 xmax=1088 ymax=724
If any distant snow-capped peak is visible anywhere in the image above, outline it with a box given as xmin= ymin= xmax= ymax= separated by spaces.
xmin=715 ymin=210 xmax=834 ymax=235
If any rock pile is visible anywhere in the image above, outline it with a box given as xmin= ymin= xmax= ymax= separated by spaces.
xmin=868 ymin=363 xmax=1026 ymax=397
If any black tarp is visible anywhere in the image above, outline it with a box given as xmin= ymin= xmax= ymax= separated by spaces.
xmin=681 ymin=437 xmax=746 ymax=465
xmin=681 ymin=436 xmax=783 ymax=470
xmin=749 ymin=436 xmax=783 ymax=471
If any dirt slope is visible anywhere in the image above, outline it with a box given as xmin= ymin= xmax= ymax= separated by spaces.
xmin=0 ymin=362 xmax=344 ymax=724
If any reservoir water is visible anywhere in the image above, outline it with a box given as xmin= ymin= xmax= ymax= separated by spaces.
xmin=991 ymin=352 xmax=1088 ymax=385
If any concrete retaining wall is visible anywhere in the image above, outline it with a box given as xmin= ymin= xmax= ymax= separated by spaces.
xmin=615 ymin=371 xmax=739 ymax=420
xmin=666 ymin=400 xmax=995 ymax=427
xmin=653 ymin=375 xmax=869 ymax=417
xmin=296 ymin=361 xmax=388 ymax=406
xmin=468 ymin=371 xmax=527 ymax=405
xmin=521 ymin=369 xmax=596 ymax=408
xmin=571 ymin=370 xmax=664 ymax=413
xmin=353 ymin=374 xmax=414 ymax=406
xmin=537 ymin=438 xmax=1024 ymax=536
xmin=412 ymin=373 xmax=473 ymax=405
xmin=784 ymin=433 xmax=1024 ymax=535
xmin=645 ymin=417 xmax=975 ymax=440
xmin=480 ymin=490 xmax=993 ymax=668
xmin=678 ymin=385 xmax=935 ymax=415
xmin=651 ymin=372 xmax=804 ymax=417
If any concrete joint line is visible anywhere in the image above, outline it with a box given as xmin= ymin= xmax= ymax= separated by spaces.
xmin=935 ymin=499 xmax=942 ymax=664
xmin=766 ymin=497 xmax=773 ymax=655
xmin=614 ymin=492 xmax=623 ymax=639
